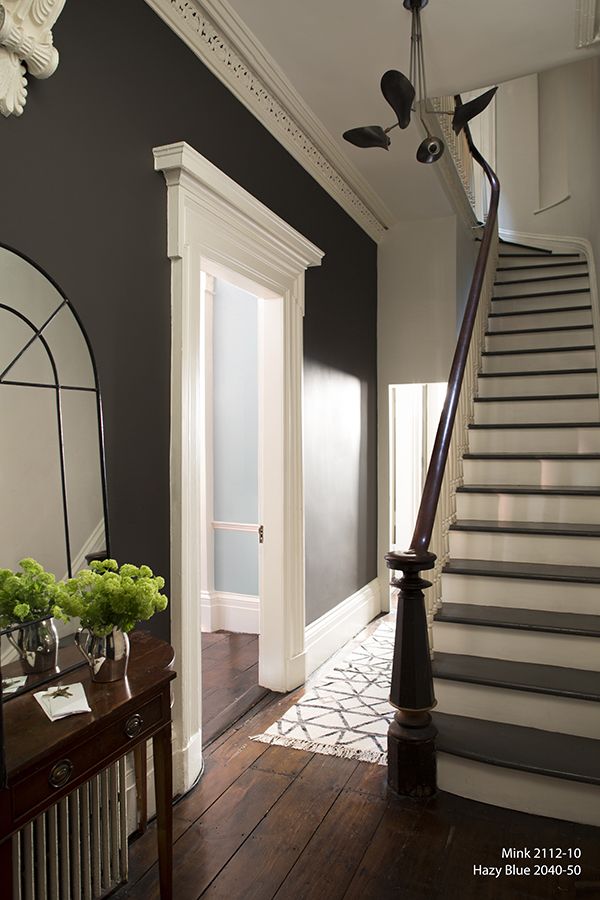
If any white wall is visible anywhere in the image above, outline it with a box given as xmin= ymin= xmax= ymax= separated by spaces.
xmin=377 ymin=215 xmax=475 ymax=595
xmin=497 ymin=58 xmax=600 ymax=249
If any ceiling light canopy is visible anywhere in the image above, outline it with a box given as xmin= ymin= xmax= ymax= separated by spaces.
xmin=343 ymin=0 xmax=497 ymax=164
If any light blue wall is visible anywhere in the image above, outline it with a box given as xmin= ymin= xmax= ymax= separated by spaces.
xmin=212 ymin=277 xmax=259 ymax=595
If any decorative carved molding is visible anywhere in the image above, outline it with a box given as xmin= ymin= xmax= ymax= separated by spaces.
xmin=0 ymin=0 xmax=66 ymax=116
xmin=576 ymin=0 xmax=600 ymax=48
xmin=144 ymin=0 xmax=393 ymax=241
xmin=422 ymin=99 xmax=479 ymax=232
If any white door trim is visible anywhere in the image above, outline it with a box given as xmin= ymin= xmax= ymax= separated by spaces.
xmin=153 ymin=141 xmax=324 ymax=794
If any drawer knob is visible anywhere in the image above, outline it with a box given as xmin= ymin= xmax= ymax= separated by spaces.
xmin=125 ymin=713 xmax=144 ymax=739
xmin=49 ymin=759 xmax=73 ymax=789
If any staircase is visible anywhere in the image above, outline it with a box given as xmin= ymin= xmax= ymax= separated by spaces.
xmin=430 ymin=242 xmax=600 ymax=826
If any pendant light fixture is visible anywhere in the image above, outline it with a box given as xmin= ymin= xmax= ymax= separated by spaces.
xmin=343 ymin=0 xmax=497 ymax=164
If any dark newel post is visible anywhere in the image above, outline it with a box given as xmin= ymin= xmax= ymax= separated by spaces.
xmin=386 ymin=549 xmax=437 ymax=797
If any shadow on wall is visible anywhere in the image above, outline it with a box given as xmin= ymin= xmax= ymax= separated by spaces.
xmin=303 ymin=360 xmax=376 ymax=624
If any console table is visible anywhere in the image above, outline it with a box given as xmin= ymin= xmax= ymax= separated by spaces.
xmin=0 ymin=632 xmax=176 ymax=899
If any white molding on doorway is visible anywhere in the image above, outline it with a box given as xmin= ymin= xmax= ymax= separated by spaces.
xmin=154 ymin=140 xmax=324 ymax=794
xmin=143 ymin=0 xmax=393 ymax=242
xmin=304 ymin=578 xmax=381 ymax=677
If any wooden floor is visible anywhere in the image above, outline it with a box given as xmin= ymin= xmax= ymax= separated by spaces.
xmin=201 ymin=632 xmax=267 ymax=747
xmin=117 ymin=671 xmax=600 ymax=900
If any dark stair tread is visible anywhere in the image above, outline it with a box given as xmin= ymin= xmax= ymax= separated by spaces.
xmin=463 ymin=450 xmax=600 ymax=458
xmin=433 ymin=652 xmax=600 ymax=702
xmin=491 ymin=288 xmax=590 ymax=302
xmin=499 ymin=252 xmax=581 ymax=258
xmin=497 ymin=261 xmax=588 ymax=272
xmin=443 ymin=558 xmax=600 ymax=584
xmin=451 ymin=519 xmax=600 ymax=537
xmin=478 ymin=368 xmax=597 ymax=378
xmin=473 ymin=393 xmax=598 ymax=403
xmin=482 ymin=345 xmax=595 ymax=357
xmin=433 ymin=712 xmax=600 ymax=785
xmin=457 ymin=484 xmax=600 ymax=496
xmin=495 ymin=273 xmax=589 ymax=286
xmin=497 ymin=238 xmax=554 ymax=252
xmin=489 ymin=305 xmax=591 ymax=318
xmin=435 ymin=602 xmax=600 ymax=637
xmin=469 ymin=421 xmax=600 ymax=429
xmin=486 ymin=324 xmax=593 ymax=336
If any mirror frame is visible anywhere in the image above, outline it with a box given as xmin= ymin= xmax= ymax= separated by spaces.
xmin=0 ymin=244 xmax=112 ymax=784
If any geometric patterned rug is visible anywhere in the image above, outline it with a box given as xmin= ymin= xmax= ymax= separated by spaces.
xmin=252 ymin=620 xmax=395 ymax=764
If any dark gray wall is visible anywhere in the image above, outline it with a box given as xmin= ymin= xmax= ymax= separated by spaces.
xmin=0 ymin=0 xmax=377 ymax=635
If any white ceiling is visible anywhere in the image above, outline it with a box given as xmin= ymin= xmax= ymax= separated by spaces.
xmin=224 ymin=0 xmax=600 ymax=223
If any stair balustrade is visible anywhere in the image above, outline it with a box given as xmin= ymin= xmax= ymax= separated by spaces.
xmin=386 ymin=110 xmax=500 ymax=798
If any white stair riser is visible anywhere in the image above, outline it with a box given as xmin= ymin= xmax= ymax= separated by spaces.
xmin=494 ymin=277 xmax=589 ymax=296
xmin=456 ymin=490 xmax=600 ymax=524
xmin=442 ymin=572 xmax=600 ymax=615
xmin=488 ymin=308 xmax=592 ymax=333
xmin=486 ymin=327 xmax=593 ymax=352
xmin=438 ymin=754 xmax=600 ymax=827
xmin=496 ymin=263 xmax=587 ymax=280
xmin=473 ymin=397 xmax=599 ymax=425
xmin=449 ymin=529 xmax=600 ymax=567
xmin=463 ymin=456 xmax=600 ymax=486
xmin=492 ymin=293 xmax=591 ymax=314
xmin=433 ymin=621 xmax=600 ymax=670
xmin=468 ymin=427 xmax=600 ymax=454
xmin=477 ymin=372 xmax=597 ymax=397
xmin=482 ymin=348 xmax=596 ymax=373
xmin=434 ymin=679 xmax=600 ymax=740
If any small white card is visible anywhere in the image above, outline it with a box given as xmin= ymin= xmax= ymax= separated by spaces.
xmin=34 ymin=682 xmax=91 ymax=721
xmin=2 ymin=676 xmax=27 ymax=695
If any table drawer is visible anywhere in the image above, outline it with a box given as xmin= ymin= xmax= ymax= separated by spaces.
xmin=11 ymin=693 xmax=166 ymax=823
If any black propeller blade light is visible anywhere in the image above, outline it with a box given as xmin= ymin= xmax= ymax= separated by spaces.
xmin=343 ymin=0 xmax=496 ymax=165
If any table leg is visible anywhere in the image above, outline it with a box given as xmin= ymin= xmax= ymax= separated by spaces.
xmin=152 ymin=724 xmax=173 ymax=900
xmin=133 ymin=741 xmax=148 ymax=834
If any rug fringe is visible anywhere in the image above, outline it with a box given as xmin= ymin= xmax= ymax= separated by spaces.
xmin=250 ymin=733 xmax=387 ymax=766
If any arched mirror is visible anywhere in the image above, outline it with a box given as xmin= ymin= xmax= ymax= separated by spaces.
xmin=0 ymin=244 xmax=110 ymax=700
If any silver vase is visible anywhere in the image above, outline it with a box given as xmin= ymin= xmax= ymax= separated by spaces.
xmin=7 ymin=618 xmax=59 ymax=674
xmin=75 ymin=627 xmax=130 ymax=682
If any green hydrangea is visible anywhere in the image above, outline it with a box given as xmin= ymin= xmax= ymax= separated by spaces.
xmin=63 ymin=560 xmax=169 ymax=636
xmin=0 ymin=559 xmax=68 ymax=627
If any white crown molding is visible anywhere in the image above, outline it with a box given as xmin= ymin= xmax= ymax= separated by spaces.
xmin=0 ymin=0 xmax=66 ymax=116
xmin=576 ymin=0 xmax=600 ymax=48
xmin=144 ymin=0 xmax=393 ymax=242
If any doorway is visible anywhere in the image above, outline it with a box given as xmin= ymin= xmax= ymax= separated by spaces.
xmin=200 ymin=270 xmax=268 ymax=745
xmin=389 ymin=382 xmax=447 ymax=554
xmin=154 ymin=140 xmax=323 ymax=793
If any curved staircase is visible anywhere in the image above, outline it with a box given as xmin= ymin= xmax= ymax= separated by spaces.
xmin=431 ymin=242 xmax=600 ymax=826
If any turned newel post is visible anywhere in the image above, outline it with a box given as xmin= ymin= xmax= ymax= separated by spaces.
xmin=386 ymin=549 xmax=437 ymax=798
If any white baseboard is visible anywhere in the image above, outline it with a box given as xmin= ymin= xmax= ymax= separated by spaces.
xmin=201 ymin=590 xmax=260 ymax=634
xmin=304 ymin=578 xmax=381 ymax=677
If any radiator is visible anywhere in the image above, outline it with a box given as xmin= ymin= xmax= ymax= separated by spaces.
xmin=12 ymin=758 xmax=128 ymax=900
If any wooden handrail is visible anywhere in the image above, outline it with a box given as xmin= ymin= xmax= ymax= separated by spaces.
xmin=410 ymin=119 xmax=499 ymax=556
xmin=385 ymin=104 xmax=500 ymax=799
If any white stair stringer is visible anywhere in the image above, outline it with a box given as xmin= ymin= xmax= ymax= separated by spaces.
xmin=438 ymin=754 xmax=600 ymax=828
xmin=433 ymin=242 xmax=600 ymax=825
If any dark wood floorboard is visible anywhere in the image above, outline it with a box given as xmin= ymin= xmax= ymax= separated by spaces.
xmin=116 ymin=621 xmax=600 ymax=900
xmin=201 ymin=632 xmax=268 ymax=747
